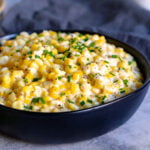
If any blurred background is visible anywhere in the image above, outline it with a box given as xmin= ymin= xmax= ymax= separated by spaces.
xmin=0 ymin=0 xmax=150 ymax=150
xmin=0 ymin=0 xmax=150 ymax=62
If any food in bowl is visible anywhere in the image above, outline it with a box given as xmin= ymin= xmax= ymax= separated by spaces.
xmin=0 ymin=31 xmax=143 ymax=112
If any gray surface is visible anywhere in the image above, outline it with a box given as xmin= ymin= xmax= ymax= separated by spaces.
xmin=0 ymin=88 xmax=149 ymax=150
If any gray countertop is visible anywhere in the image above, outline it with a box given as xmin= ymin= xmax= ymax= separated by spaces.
xmin=0 ymin=87 xmax=149 ymax=150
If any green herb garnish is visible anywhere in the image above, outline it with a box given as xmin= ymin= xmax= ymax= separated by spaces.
xmin=67 ymin=75 xmax=71 ymax=82
xmin=112 ymin=55 xmax=118 ymax=58
xmin=87 ymin=99 xmax=93 ymax=104
xmin=23 ymin=78 xmax=28 ymax=83
xmin=35 ymin=55 xmax=40 ymax=59
xmin=104 ymin=60 xmax=109 ymax=64
xmin=31 ymin=97 xmax=45 ymax=104
xmin=123 ymin=79 xmax=128 ymax=87
xmin=57 ymin=76 xmax=62 ymax=80
xmin=24 ymin=105 xmax=32 ymax=110
xmin=68 ymin=99 xmax=74 ymax=104
xmin=80 ymin=101 xmax=85 ymax=106
xmin=89 ymin=50 xmax=95 ymax=52
xmin=32 ymin=77 xmax=41 ymax=82
xmin=58 ymin=37 xmax=64 ymax=41
xmin=16 ymin=50 xmax=20 ymax=52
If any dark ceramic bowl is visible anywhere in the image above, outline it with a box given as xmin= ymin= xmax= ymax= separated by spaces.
xmin=0 ymin=30 xmax=150 ymax=144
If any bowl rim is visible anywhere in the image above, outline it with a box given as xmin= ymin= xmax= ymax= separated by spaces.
xmin=0 ymin=29 xmax=150 ymax=116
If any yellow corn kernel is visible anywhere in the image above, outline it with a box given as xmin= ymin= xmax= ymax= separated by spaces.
xmin=64 ymin=58 xmax=73 ymax=65
xmin=49 ymin=86 xmax=59 ymax=93
xmin=49 ymin=93 xmax=59 ymax=99
xmin=51 ymin=39 xmax=58 ymax=46
xmin=59 ymin=84 xmax=66 ymax=90
xmin=54 ymin=59 xmax=64 ymax=64
xmin=96 ymin=36 xmax=106 ymax=45
xmin=1 ymin=76 xmax=11 ymax=88
xmin=57 ymin=45 xmax=67 ymax=52
xmin=52 ymin=49 xmax=58 ymax=55
xmin=67 ymin=103 xmax=76 ymax=111
xmin=4 ymin=40 xmax=13 ymax=46
xmin=24 ymin=99 xmax=31 ymax=105
xmin=49 ymin=31 xmax=57 ymax=36
xmin=94 ymin=82 xmax=103 ymax=89
xmin=136 ymin=82 xmax=143 ymax=88
xmin=12 ymin=101 xmax=23 ymax=110
xmin=26 ymin=73 xmax=33 ymax=82
xmin=47 ymin=72 xmax=58 ymax=80
xmin=72 ymin=71 xmax=83 ymax=81
xmin=70 ymin=83 xmax=79 ymax=94
xmin=31 ymin=43 xmax=42 ymax=51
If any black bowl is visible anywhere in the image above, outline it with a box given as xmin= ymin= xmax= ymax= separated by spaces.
xmin=0 ymin=30 xmax=150 ymax=144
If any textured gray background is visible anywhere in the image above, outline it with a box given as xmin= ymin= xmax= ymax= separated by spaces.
xmin=0 ymin=0 xmax=149 ymax=150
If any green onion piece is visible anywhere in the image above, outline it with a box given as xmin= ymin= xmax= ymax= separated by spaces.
xmin=32 ymin=77 xmax=41 ymax=82
xmin=109 ymin=72 xmax=115 ymax=76
xmin=28 ymin=55 xmax=32 ymax=59
xmin=58 ymin=37 xmax=64 ymax=41
xmin=112 ymin=55 xmax=118 ymax=58
xmin=87 ymin=99 xmax=93 ymax=104
xmin=104 ymin=60 xmax=109 ymax=63
xmin=101 ymin=95 xmax=107 ymax=104
xmin=27 ymin=51 xmax=33 ymax=55
xmin=89 ymin=50 xmax=95 ymax=52
xmin=84 ymin=37 xmax=89 ymax=41
xmin=69 ymin=65 xmax=72 ymax=68
xmin=24 ymin=105 xmax=32 ymax=110
xmin=123 ymin=79 xmax=128 ymax=87
xmin=35 ymin=55 xmax=40 ymax=59
xmin=68 ymin=99 xmax=74 ymax=104
xmin=16 ymin=50 xmax=20 ymax=52
xmin=60 ymin=93 xmax=65 ymax=96
xmin=57 ymin=76 xmax=62 ymax=80
xmin=120 ymin=88 xmax=126 ymax=93
xmin=67 ymin=75 xmax=71 ymax=82
xmin=23 ymin=78 xmax=28 ymax=83
xmin=31 ymin=97 xmax=45 ymax=104
xmin=89 ymin=42 xmax=95 ymax=47
xmin=80 ymin=101 xmax=85 ymax=106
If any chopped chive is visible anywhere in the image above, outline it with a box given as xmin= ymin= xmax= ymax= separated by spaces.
xmin=95 ymin=95 xmax=100 ymax=98
xmin=23 ymin=78 xmax=28 ymax=83
xmin=67 ymin=75 xmax=71 ymax=82
xmin=60 ymin=55 xmax=66 ymax=61
xmin=74 ymin=54 xmax=80 ymax=57
xmin=113 ymin=79 xmax=118 ymax=83
xmin=101 ymin=95 xmax=107 ymax=104
xmin=31 ymin=97 xmax=45 ymax=104
xmin=60 ymin=93 xmax=65 ymax=96
xmin=104 ymin=60 xmax=109 ymax=63
xmin=89 ymin=50 xmax=95 ymax=52
xmin=58 ymin=37 xmax=64 ymax=41
xmin=120 ymin=88 xmax=126 ymax=93
xmin=87 ymin=99 xmax=93 ymax=104
xmin=35 ymin=55 xmax=40 ymax=59
xmin=28 ymin=55 xmax=32 ymax=59
xmin=32 ymin=77 xmax=41 ymax=82
xmin=89 ymin=42 xmax=95 ymax=47
xmin=112 ymin=55 xmax=118 ymax=58
xmin=69 ymin=65 xmax=72 ymax=68
xmin=16 ymin=49 xmax=20 ymax=52
xmin=123 ymin=79 xmax=128 ymax=87
xmin=84 ymin=37 xmax=89 ymax=41
xmin=27 ymin=51 xmax=33 ymax=55
xmin=7 ymin=45 xmax=12 ymax=47
xmin=80 ymin=101 xmax=85 ymax=106
xmin=24 ymin=105 xmax=32 ymax=110
xmin=68 ymin=99 xmax=74 ymax=104
xmin=70 ymin=38 xmax=76 ymax=43
xmin=109 ymin=72 xmax=115 ymax=76
xmin=57 ymin=76 xmax=62 ymax=80
xmin=87 ymin=58 xmax=90 ymax=61
xmin=78 ymin=33 xmax=83 ymax=37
